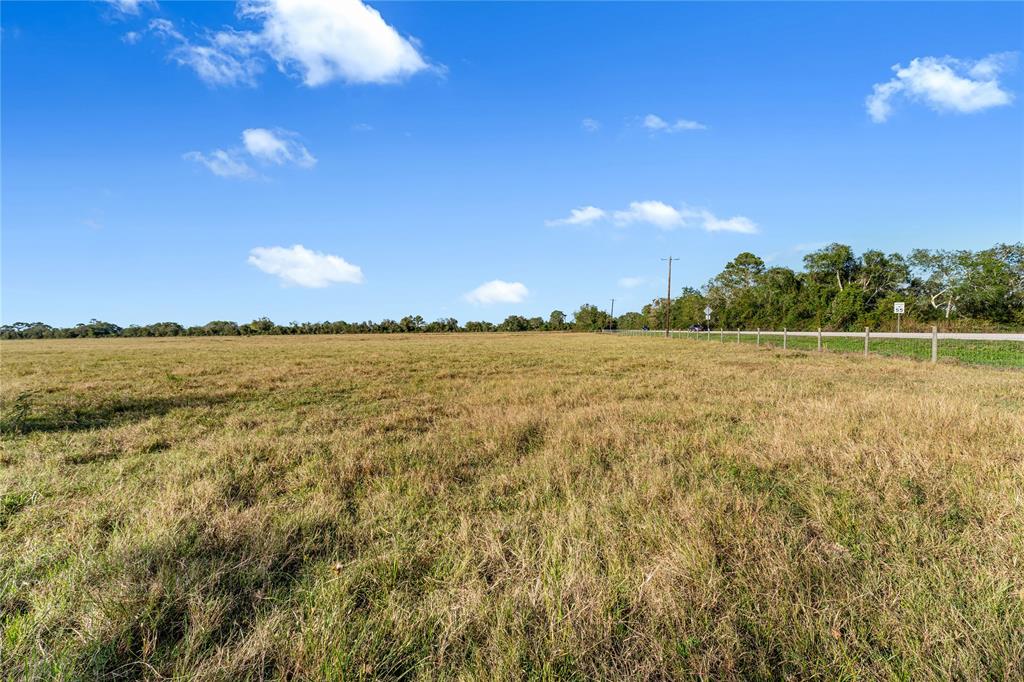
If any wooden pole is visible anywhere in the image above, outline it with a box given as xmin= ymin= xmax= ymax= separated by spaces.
xmin=661 ymin=257 xmax=678 ymax=338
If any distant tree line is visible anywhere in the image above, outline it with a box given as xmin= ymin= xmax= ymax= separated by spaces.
xmin=2 ymin=243 xmax=1020 ymax=339
xmin=0 ymin=312 xmax=574 ymax=339
xmin=624 ymin=242 xmax=1022 ymax=332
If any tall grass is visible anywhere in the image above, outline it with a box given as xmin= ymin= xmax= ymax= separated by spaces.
xmin=2 ymin=334 xmax=1022 ymax=679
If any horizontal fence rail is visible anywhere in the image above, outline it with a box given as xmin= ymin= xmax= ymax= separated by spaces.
xmin=601 ymin=328 xmax=1024 ymax=369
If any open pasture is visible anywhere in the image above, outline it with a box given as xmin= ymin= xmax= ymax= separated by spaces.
xmin=2 ymin=334 xmax=1023 ymax=679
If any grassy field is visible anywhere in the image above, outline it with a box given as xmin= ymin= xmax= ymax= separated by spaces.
xmin=2 ymin=334 xmax=1023 ymax=680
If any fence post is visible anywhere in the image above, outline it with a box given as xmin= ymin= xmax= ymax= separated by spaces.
xmin=783 ymin=328 xmax=788 ymax=349
xmin=720 ymin=329 xmax=724 ymax=343
xmin=737 ymin=329 xmax=740 ymax=343
xmin=864 ymin=327 xmax=870 ymax=357
xmin=817 ymin=327 xmax=822 ymax=352
xmin=931 ymin=326 xmax=938 ymax=364
xmin=756 ymin=328 xmax=760 ymax=347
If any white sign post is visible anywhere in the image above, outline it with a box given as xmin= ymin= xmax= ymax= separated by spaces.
xmin=894 ymin=301 xmax=905 ymax=333
xmin=704 ymin=306 xmax=712 ymax=322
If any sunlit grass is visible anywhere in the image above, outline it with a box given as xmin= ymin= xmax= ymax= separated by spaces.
xmin=2 ymin=334 xmax=1022 ymax=679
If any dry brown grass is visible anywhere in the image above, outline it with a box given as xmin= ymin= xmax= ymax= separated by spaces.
xmin=2 ymin=333 xmax=1022 ymax=679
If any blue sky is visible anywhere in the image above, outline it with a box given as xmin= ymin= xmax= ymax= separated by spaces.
xmin=2 ymin=1 xmax=1022 ymax=326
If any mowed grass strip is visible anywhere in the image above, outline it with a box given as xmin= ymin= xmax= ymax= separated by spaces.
xmin=1 ymin=334 xmax=1022 ymax=680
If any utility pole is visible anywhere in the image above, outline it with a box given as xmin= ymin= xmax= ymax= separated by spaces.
xmin=661 ymin=256 xmax=679 ymax=337
xmin=608 ymin=298 xmax=615 ymax=331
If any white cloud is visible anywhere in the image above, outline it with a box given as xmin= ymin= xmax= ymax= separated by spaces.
xmin=148 ymin=17 xmax=181 ymax=39
xmin=550 ymin=201 xmax=759 ymax=234
xmin=248 ymin=244 xmax=364 ymax=287
xmin=581 ymin=117 xmax=601 ymax=133
xmin=546 ymin=205 xmax=606 ymax=226
xmin=242 ymin=0 xmax=430 ymax=86
xmin=643 ymin=113 xmax=707 ymax=133
xmin=150 ymin=19 xmax=263 ymax=87
xmin=464 ymin=280 xmax=529 ymax=305
xmin=107 ymin=0 xmax=156 ymax=16
xmin=183 ymin=149 xmax=257 ymax=179
xmin=122 ymin=31 xmax=142 ymax=45
xmin=866 ymin=52 xmax=1017 ymax=122
xmin=352 ymin=122 xmax=374 ymax=132
xmin=147 ymin=0 xmax=430 ymax=87
xmin=613 ymin=200 xmax=686 ymax=229
xmin=866 ymin=80 xmax=903 ymax=123
xmin=187 ymin=128 xmax=316 ymax=178
xmin=618 ymin=276 xmax=645 ymax=288
xmin=242 ymin=127 xmax=316 ymax=167
xmin=700 ymin=211 xmax=758 ymax=234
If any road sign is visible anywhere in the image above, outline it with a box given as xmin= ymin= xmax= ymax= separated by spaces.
xmin=893 ymin=301 xmax=905 ymax=332
xmin=704 ymin=306 xmax=712 ymax=321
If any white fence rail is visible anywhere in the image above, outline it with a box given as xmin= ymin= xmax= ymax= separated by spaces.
xmin=601 ymin=327 xmax=1024 ymax=368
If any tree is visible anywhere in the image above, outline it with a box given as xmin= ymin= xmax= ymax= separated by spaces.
xmin=547 ymin=310 xmax=567 ymax=331
xmin=910 ymin=249 xmax=969 ymax=319
xmin=200 ymin=321 xmax=240 ymax=336
xmin=758 ymin=267 xmax=804 ymax=328
xmin=71 ymin=319 xmax=122 ymax=338
xmin=499 ymin=315 xmax=530 ymax=331
xmin=431 ymin=317 xmax=459 ymax=332
xmin=399 ymin=315 xmax=425 ymax=332
xmin=957 ymin=244 xmax=1024 ymax=324
xmin=857 ymin=250 xmax=909 ymax=305
xmin=706 ymin=254 xmax=765 ymax=327
xmin=241 ymin=317 xmax=275 ymax=335
xmin=804 ymin=243 xmax=858 ymax=293
xmin=0 ymin=322 xmax=54 ymax=339
xmin=572 ymin=304 xmax=611 ymax=331
xmin=615 ymin=312 xmax=646 ymax=330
